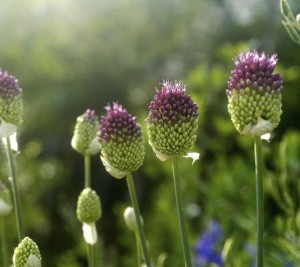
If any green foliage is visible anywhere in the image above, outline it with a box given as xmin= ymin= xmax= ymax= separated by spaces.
xmin=0 ymin=0 xmax=300 ymax=266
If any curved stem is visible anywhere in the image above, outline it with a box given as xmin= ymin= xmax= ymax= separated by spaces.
xmin=6 ymin=137 xmax=23 ymax=242
xmin=171 ymin=157 xmax=192 ymax=267
xmin=254 ymin=137 xmax=264 ymax=267
xmin=84 ymin=155 xmax=91 ymax=188
xmin=126 ymin=173 xmax=152 ymax=267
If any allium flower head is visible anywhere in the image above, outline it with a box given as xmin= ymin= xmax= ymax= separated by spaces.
xmin=98 ymin=103 xmax=145 ymax=179
xmin=13 ymin=237 xmax=42 ymax=267
xmin=0 ymin=70 xmax=23 ymax=137
xmin=226 ymin=50 xmax=283 ymax=136
xmin=71 ymin=109 xmax=100 ymax=155
xmin=147 ymin=81 xmax=198 ymax=160
xmin=76 ymin=188 xmax=102 ymax=224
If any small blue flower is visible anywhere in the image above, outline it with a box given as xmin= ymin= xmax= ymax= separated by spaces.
xmin=194 ymin=221 xmax=224 ymax=267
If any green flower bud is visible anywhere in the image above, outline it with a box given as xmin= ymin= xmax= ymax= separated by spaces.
xmin=13 ymin=237 xmax=42 ymax=267
xmin=0 ymin=70 xmax=23 ymax=137
xmin=123 ymin=206 xmax=142 ymax=232
xmin=76 ymin=188 xmax=101 ymax=223
xmin=0 ymin=181 xmax=12 ymax=216
xmin=146 ymin=81 xmax=198 ymax=161
xmin=71 ymin=109 xmax=100 ymax=155
xmin=226 ymin=51 xmax=283 ymax=137
xmin=98 ymin=103 xmax=145 ymax=178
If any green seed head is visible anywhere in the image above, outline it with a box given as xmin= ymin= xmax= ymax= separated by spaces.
xmin=76 ymin=188 xmax=102 ymax=223
xmin=146 ymin=81 xmax=198 ymax=160
xmin=71 ymin=109 xmax=100 ymax=155
xmin=98 ymin=103 xmax=145 ymax=178
xmin=226 ymin=51 xmax=283 ymax=137
xmin=13 ymin=237 xmax=42 ymax=267
xmin=0 ymin=70 xmax=23 ymax=135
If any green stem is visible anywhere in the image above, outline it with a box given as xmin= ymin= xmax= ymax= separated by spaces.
xmin=1 ymin=217 xmax=8 ymax=267
xmin=135 ymin=231 xmax=141 ymax=267
xmin=171 ymin=157 xmax=192 ymax=267
xmin=84 ymin=155 xmax=91 ymax=188
xmin=6 ymin=137 xmax=23 ymax=242
xmin=126 ymin=173 xmax=152 ymax=267
xmin=254 ymin=137 xmax=264 ymax=267
xmin=84 ymin=154 xmax=95 ymax=267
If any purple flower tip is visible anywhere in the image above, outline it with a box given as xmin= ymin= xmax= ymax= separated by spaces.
xmin=147 ymin=80 xmax=198 ymax=124
xmin=99 ymin=102 xmax=141 ymax=142
xmin=0 ymin=69 xmax=22 ymax=100
xmin=81 ymin=109 xmax=98 ymax=124
xmin=226 ymin=50 xmax=283 ymax=95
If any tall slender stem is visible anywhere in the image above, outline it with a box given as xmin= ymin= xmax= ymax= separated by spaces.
xmin=135 ymin=231 xmax=141 ymax=267
xmin=84 ymin=155 xmax=91 ymax=188
xmin=84 ymin=154 xmax=95 ymax=267
xmin=126 ymin=173 xmax=152 ymax=267
xmin=171 ymin=156 xmax=192 ymax=267
xmin=254 ymin=137 xmax=264 ymax=267
xmin=6 ymin=137 xmax=23 ymax=242
xmin=1 ymin=217 xmax=8 ymax=267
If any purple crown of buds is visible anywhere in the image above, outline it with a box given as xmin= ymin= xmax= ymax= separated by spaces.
xmin=226 ymin=51 xmax=283 ymax=95
xmin=99 ymin=103 xmax=142 ymax=143
xmin=81 ymin=109 xmax=98 ymax=124
xmin=147 ymin=81 xmax=198 ymax=125
xmin=0 ymin=70 xmax=22 ymax=100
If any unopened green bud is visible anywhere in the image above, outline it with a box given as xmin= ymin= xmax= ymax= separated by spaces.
xmin=71 ymin=109 xmax=100 ymax=155
xmin=76 ymin=188 xmax=101 ymax=223
xmin=13 ymin=237 xmax=42 ymax=267
xmin=123 ymin=206 xmax=142 ymax=232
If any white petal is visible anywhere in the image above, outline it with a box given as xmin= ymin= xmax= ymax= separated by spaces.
xmin=82 ymin=222 xmax=98 ymax=245
xmin=85 ymin=137 xmax=101 ymax=155
xmin=149 ymin=141 xmax=171 ymax=161
xmin=261 ymin=133 xmax=271 ymax=142
xmin=100 ymin=155 xmax=127 ymax=179
xmin=0 ymin=118 xmax=17 ymax=138
xmin=25 ymin=254 xmax=41 ymax=267
xmin=183 ymin=152 xmax=200 ymax=164
xmin=242 ymin=117 xmax=273 ymax=137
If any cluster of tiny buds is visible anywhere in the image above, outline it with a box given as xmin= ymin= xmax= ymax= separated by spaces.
xmin=81 ymin=109 xmax=98 ymax=124
xmin=226 ymin=51 xmax=283 ymax=96
xmin=147 ymin=81 xmax=198 ymax=124
xmin=0 ymin=70 xmax=22 ymax=100
xmin=99 ymin=103 xmax=141 ymax=142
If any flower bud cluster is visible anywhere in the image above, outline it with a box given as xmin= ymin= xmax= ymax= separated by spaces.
xmin=13 ymin=237 xmax=42 ymax=267
xmin=99 ymin=103 xmax=145 ymax=178
xmin=226 ymin=51 xmax=283 ymax=136
xmin=71 ymin=109 xmax=100 ymax=155
xmin=147 ymin=81 xmax=198 ymax=160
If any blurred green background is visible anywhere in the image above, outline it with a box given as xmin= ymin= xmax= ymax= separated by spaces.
xmin=1 ymin=0 xmax=300 ymax=266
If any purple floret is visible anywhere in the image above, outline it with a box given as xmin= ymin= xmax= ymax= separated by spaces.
xmin=226 ymin=51 xmax=283 ymax=96
xmin=81 ymin=109 xmax=98 ymax=124
xmin=147 ymin=81 xmax=198 ymax=124
xmin=99 ymin=102 xmax=141 ymax=142
xmin=0 ymin=70 xmax=22 ymax=100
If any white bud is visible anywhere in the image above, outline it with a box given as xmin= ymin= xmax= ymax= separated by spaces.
xmin=124 ymin=206 xmax=142 ymax=232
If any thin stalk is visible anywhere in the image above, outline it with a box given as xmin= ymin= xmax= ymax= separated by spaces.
xmin=6 ymin=137 xmax=23 ymax=241
xmin=171 ymin=156 xmax=192 ymax=267
xmin=254 ymin=137 xmax=264 ymax=267
xmin=84 ymin=155 xmax=91 ymax=188
xmin=126 ymin=173 xmax=152 ymax=267
xmin=84 ymin=154 xmax=95 ymax=267
xmin=135 ymin=231 xmax=141 ymax=267
xmin=1 ymin=217 xmax=8 ymax=267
